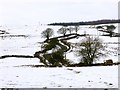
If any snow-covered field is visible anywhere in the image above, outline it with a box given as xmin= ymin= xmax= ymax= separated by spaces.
xmin=0 ymin=24 xmax=119 ymax=88
xmin=0 ymin=58 xmax=118 ymax=88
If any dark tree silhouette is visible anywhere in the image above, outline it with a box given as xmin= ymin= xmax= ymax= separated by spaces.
xmin=75 ymin=36 xmax=107 ymax=65
xmin=95 ymin=25 xmax=116 ymax=37
xmin=105 ymin=25 xmax=116 ymax=37
xmin=35 ymin=38 xmax=71 ymax=67
xmin=96 ymin=26 xmax=104 ymax=30
xmin=67 ymin=26 xmax=74 ymax=34
xmin=41 ymin=28 xmax=54 ymax=40
xmin=57 ymin=26 xmax=68 ymax=36
xmin=74 ymin=26 xmax=80 ymax=34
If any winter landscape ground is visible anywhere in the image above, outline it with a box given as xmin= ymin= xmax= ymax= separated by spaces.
xmin=0 ymin=58 xmax=118 ymax=88
xmin=0 ymin=24 xmax=119 ymax=88
xmin=0 ymin=0 xmax=119 ymax=89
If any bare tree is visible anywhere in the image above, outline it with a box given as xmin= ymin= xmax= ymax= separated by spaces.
xmin=41 ymin=28 xmax=54 ymax=40
xmin=57 ymin=26 xmax=67 ymax=36
xmin=75 ymin=36 xmax=107 ymax=65
xmin=74 ymin=26 xmax=80 ymax=34
xmin=67 ymin=26 xmax=74 ymax=34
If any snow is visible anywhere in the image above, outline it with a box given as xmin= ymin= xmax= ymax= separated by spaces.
xmin=0 ymin=58 xmax=118 ymax=88
xmin=0 ymin=24 xmax=119 ymax=88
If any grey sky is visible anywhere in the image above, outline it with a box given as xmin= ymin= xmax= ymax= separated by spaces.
xmin=0 ymin=0 xmax=119 ymax=27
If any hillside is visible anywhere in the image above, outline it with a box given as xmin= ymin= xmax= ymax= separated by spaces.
xmin=48 ymin=19 xmax=120 ymax=26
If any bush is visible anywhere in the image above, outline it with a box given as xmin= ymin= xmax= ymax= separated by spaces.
xmin=104 ymin=59 xmax=113 ymax=65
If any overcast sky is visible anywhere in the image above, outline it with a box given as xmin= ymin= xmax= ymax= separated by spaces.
xmin=0 ymin=0 xmax=119 ymax=27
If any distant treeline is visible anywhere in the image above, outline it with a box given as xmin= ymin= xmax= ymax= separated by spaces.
xmin=48 ymin=19 xmax=120 ymax=26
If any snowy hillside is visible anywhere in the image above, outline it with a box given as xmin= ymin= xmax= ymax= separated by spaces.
xmin=0 ymin=58 xmax=118 ymax=88
xmin=0 ymin=24 xmax=119 ymax=88
xmin=0 ymin=24 xmax=118 ymax=63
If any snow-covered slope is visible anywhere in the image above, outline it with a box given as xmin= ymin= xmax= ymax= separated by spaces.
xmin=0 ymin=24 xmax=119 ymax=88
xmin=0 ymin=58 xmax=118 ymax=88
xmin=0 ymin=24 xmax=119 ymax=63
